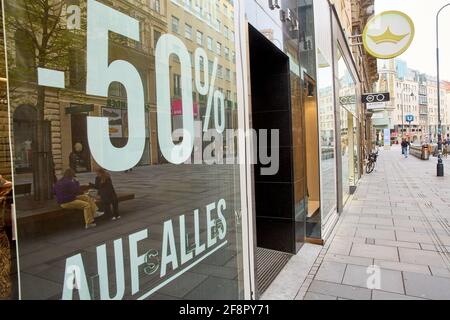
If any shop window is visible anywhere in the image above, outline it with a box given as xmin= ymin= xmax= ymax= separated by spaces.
xmin=4 ymin=0 xmax=244 ymax=301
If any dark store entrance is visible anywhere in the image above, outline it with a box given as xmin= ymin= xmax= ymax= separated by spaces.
xmin=248 ymin=24 xmax=300 ymax=295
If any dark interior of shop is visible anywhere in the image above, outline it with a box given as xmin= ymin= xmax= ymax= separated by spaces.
xmin=248 ymin=24 xmax=297 ymax=295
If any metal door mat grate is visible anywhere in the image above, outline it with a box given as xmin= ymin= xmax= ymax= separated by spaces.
xmin=256 ymin=247 xmax=293 ymax=295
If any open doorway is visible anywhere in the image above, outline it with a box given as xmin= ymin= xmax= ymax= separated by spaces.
xmin=248 ymin=24 xmax=298 ymax=296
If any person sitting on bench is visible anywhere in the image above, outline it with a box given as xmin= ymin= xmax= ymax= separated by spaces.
xmin=90 ymin=168 xmax=120 ymax=221
xmin=53 ymin=169 xmax=103 ymax=229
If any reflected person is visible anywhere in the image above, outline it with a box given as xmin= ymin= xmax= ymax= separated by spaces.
xmin=53 ymin=169 xmax=103 ymax=229
xmin=90 ymin=168 xmax=120 ymax=221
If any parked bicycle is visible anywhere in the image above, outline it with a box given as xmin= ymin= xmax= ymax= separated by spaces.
xmin=366 ymin=150 xmax=379 ymax=174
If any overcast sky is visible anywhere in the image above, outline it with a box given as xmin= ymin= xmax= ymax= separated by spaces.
xmin=376 ymin=0 xmax=450 ymax=80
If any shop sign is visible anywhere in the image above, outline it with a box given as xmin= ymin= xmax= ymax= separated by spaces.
xmin=65 ymin=103 xmax=94 ymax=114
xmin=172 ymin=99 xmax=199 ymax=117
xmin=362 ymin=92 xmax=390 ymax=104
xmin=363 ymin=11 xmax=415 ymax=59
xmin=339 ymin=95 xmax=356 ymax=105
xmin=107 ymin=99 xmax=151 ymax=110
xmin=406 ymin=114 xmax=414 ymax=123
xmin=367 ymin=102 xmax=385 ymax=110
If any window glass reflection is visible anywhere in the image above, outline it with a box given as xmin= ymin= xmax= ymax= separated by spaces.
xmin=337 ymin=47 xmax=357 ymax=203
xmin=317 ymin=50 xmax=336 ymax=222
xmin=5 ymin=0 xmax=243 ymax=300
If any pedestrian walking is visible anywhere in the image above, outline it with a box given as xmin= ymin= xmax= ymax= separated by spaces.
xmin=401 ymin=139 xmax=409 ymax=158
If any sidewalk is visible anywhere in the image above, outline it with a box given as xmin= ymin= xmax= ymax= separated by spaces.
xmin=299 ymin=145 xmax=450 ymax=300
xmin=264 ymin=145 xmax=450 ymax=300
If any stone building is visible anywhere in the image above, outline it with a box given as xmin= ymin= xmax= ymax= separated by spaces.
xmin=5 ymin=0 xmax=168 ymax=188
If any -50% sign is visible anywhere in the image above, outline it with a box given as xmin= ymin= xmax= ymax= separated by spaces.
xmin=38 ymin=0 xmax=226 ymax=170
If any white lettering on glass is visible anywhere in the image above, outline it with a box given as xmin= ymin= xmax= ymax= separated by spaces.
xmin=96 ymin=239 xmax=125 ymax=300
xmin=179 ymin=215 xmax=193 ymax=265
xmin=156 ymin=34 xmax=195 ymax=164
xmin=217 ymin=199 xmax=227 ymax=240
xmin=129 ymin=230 xmax=149 ymax=295
xmin=206 ymin=202 xmax=217 ymax=248
xmin=67 ymin=5 xmax=81 ymax=30
xmin=61 ymin=199 xmax=228 ymax=299
xmin=194 ymin=209 xmax=206 ymax=256
xmin=86 ymin=0 xmax=146 ymax=171
xmin=62 ymin=254 xmax=91 ymax=300
xmin=160 ymin=219 xmax=179 ymax=277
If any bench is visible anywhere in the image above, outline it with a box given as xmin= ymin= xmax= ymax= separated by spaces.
xmin=410 ymin=144 xmax=430 ymax=160
xmin=16 ymin=188 xmax=135 ymax=226
xmin=14 ymin=183 xmax=31 ymax=196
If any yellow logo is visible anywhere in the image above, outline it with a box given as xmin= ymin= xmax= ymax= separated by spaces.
xmin=363 ymin=11 xmax=415 ymax=59
xmin=368 ymin=27 xmax=409 ymax=45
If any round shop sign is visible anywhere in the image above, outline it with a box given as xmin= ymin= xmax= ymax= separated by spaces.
xmin=363 ymin=11 xmax=415 ymax=59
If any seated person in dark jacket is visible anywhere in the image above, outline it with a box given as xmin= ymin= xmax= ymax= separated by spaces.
xmin=53 ymin=169 xmax=102 ymax=229
xmin=91 ymin=168 xmax=120 ymax=220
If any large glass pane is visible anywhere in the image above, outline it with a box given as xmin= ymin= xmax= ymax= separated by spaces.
xmin=337 ymin=47 xmax=356 ymax=204
xmin=4 ymin=0 xmax=244 ymax=300
xmin=317 ymin=52 xmax=336 ymax=222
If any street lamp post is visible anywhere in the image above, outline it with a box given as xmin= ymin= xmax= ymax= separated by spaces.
xmin=401 ymin=88 xmax=405 ymax=141
xmin=400 ymin=87 xmax=414 ymax=143
xmin=436 ymin=3 xmax=450 ymax=177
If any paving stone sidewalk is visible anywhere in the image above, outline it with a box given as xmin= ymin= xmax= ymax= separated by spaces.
xmin=301 ymin=145 xmax=450 ymax=300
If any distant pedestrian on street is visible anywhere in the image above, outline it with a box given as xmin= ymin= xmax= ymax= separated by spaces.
xmin=401 ymin=139 xmax=410 ymax=158
xmin=90 ymin=168 xmax=120 ymax=221
xmin=444 ymin=137 xmax=449 ymax=158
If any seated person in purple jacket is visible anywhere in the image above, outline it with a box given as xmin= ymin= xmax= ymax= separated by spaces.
xmin=53 ymin=169 xmax=102 ymax=229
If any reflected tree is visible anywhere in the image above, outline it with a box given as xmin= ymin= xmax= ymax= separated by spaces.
xmin=5 ymin=0 xmax=85 ymax=200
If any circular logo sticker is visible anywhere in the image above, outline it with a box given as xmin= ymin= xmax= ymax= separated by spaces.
xmin=363 ymin=11 xmax=415 ymax=59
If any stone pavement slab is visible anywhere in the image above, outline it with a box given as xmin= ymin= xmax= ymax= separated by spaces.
xmin=350 ymin=243 xmax=399 ymax=261
xmin=342 ymin=264 xmax=404 ymax=294
xmin=308 ymin=280 xmax=371 ymax=300
xmin=403 ymin=272 xmax=450 ymax=300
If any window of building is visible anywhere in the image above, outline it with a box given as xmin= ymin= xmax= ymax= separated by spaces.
xmin=185 ymin=24 xmax=192 ymax=39
xmin=173 ymin=73 xmax=182 ymax=96
xmin=226 ymin=68 xmax=231 ymax=81
xmin=208 ymin=60 xmax=214 ymax=75
xmin=216 ymin=19 xmax=221 ymax=32
xmin=151 ymin=0 xmax=161 ymax=13
xmin=207 ymin=36 xmax=213 ymax=51
xmin=224 ymin=47 xmax=230 ymax=60
xmin=171 ymin=16 xmax=179 ymax=33
xmin=153 ymin=30 xmax=161 ymax=48
xmin=196 ymin=30 xmax=203 ymax=46
xmin=216 ymin=42 xmax=221 ymax=55
xmin=217 ymin=65 xmax=223 ymax=79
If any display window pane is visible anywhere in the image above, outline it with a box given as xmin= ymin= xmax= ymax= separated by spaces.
xmin=3 ymin=0 xmax=243 ymax=300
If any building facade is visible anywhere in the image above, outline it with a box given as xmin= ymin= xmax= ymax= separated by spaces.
xmin=376 ymin=59 xmax=450 ymax=144
xmin=1 ymin=0 xmax=378 ymax=300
